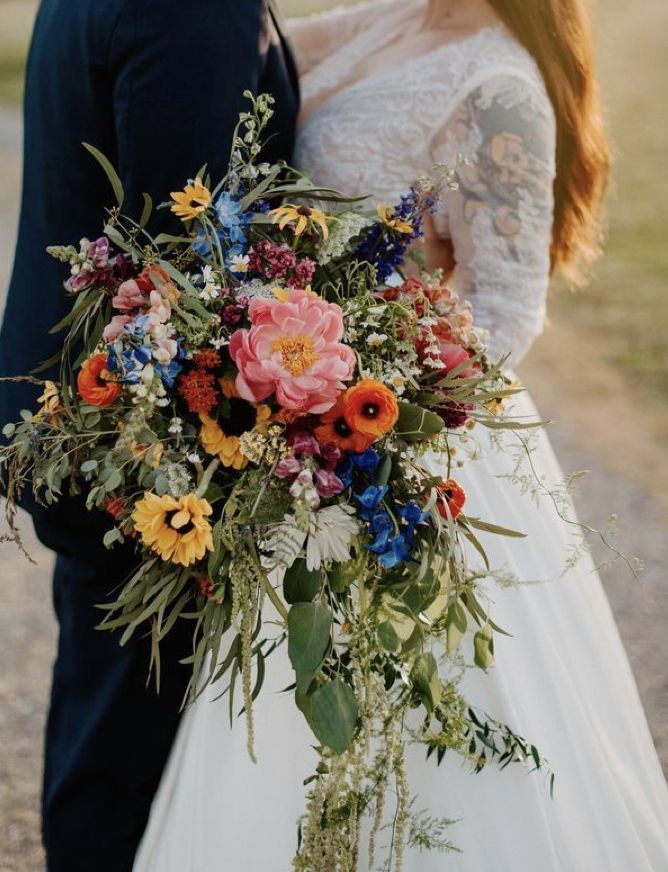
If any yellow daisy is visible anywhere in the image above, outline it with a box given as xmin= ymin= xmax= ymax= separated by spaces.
xmin=33 ymin=381 xmax=62 ymax=426
xmin=270 ymin=204 xmax=330 ymax=239
xmin=377 ymin=203 xmax=414 ymax=235
xmin=170 ymin=177 xmax=212 ymax=221
xmin=132 ymin=492 xmax=214 ymax=567
xmin=199 ymin=399 xmax=272 ymax=470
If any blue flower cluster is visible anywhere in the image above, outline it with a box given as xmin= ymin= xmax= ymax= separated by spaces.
xmin=337 ymin=447 xmax=382 ymax=487
xmin=355 ymin=483 xmax=428 ymax=570
xmin=192 ymin=191 xmax=251 ymax=259
xmin=107 ymin=315 xmax=184 ymax=388
xmin=355 ymin=186 xmax=439 ymax=283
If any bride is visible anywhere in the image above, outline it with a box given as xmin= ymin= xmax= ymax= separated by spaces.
xmin=134 ymin=1 xmax=668 ymax=868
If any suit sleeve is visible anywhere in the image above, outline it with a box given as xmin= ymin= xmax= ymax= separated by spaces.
xmin=109 ymin=0 xmax=267 ymax=229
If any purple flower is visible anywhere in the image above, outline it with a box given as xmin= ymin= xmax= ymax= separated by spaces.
xmin=288 ymin=431 xmax=321 ymax=457
xmin=88 ymin=236 xmax=111 ymax=267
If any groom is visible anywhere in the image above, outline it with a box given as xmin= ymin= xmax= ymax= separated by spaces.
xmin=0 ymin=1 xmax=298 ymax=869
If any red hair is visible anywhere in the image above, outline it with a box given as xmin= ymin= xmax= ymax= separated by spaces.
xmin=487 ymin=0 xmax=610 ymax=280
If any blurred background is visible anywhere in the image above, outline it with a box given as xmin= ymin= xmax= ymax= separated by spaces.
xmin=0 ymin=0 xmax=666 ymax=868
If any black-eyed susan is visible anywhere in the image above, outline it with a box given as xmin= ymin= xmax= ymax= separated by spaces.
xmin=271 ymin=204 xmax=330 ymax=239
xmin=170 ymin=178 xmax=212 ymax=221
xmin=376 ymin=203 xmax=413 ymax=235
xmin=132 ymin=492 xmax=214 ymax=567
xmin=199 ymin=398 xmax=272 ymax=470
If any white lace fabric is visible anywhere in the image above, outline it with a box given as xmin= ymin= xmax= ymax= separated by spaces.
xmin=291 ymin=0 xmax=556 ymax=366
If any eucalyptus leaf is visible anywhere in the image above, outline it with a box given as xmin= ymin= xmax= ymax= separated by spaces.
xmin=410 ymin=652 xmax=441 ymax=714
xmin=284 ymin=559 xmax=322 ymax=604
xmin=288 ymin=602 xmax=332 ymax=674
xmin=395 ymin=402 xmax=444 ymax=442
xmin=306 ymin=679 xmax=359 ymax=755
xmin=474 ymin=625 xmax=495 ymax=670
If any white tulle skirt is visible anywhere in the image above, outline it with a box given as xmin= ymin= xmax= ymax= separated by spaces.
xmin=134 ymin=391 xmax=668 ymax=871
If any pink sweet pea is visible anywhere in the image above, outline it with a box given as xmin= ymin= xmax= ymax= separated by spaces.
xmin=229 ymin=288 xmax=355 ymax=414
xmin=103 ymin=314 xmax=132 ymax=342
xmin=112 ymin=278 xmax=151 ymax=311
xmin=436 ymin=341 xmax=479 ymax=378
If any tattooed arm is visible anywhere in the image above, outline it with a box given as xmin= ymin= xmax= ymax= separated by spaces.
xmin=427 ymin=75 xmax=557 ymax=367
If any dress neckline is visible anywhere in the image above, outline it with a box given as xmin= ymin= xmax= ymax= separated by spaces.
xmin=301 ymin=16 xmax=506 ymax=123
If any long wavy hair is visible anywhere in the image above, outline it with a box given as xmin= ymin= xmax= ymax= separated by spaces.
xmin=487 ymin=0 xmax=610 ymax=280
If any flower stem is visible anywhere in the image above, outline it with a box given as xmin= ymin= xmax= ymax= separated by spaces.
xmin=248 ymin=536 xmax=289 ymax=624
xmin=195 ymin=457 xmax=220 ymax=499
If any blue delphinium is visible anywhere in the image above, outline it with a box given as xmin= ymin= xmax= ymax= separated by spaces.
xmin=214 ymin=191 xmax=250 ymax=246
xmin=356 ymin=484 xmax=429 ymax=569
xmin=355 ymin=185 xmax=440 ymax=283
xmin=337 ymin=448 xmax=382 ymax=488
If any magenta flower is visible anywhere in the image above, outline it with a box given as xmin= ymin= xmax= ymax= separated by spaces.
xmin=314 ymin=468 xmax=345 ymax=498
xmin=229 ymin=288 xmax=355 ymax=414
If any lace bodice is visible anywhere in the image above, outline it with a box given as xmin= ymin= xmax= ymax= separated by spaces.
xmin=291 ymin=1 xmax=557 ymax=365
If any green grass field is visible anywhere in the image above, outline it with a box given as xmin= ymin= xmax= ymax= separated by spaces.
xmin=1 ymin=0 xmax=666 ymax=398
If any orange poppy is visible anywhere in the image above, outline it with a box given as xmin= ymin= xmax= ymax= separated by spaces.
xmin=436 ymin=479 xmax=467 ymax=521
xmin=343 ymin=379 xmax=399 ymax=438
xmin=314 ymin=395 xmax=375 ymax=453
xmin=77 ymin=354 xmax=121 ymax=408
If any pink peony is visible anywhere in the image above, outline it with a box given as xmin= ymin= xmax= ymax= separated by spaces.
xmin=229 ymin=288 xmax=355 ymax=414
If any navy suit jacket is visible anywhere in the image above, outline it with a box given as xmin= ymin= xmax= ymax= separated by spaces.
xmin=0 ymin=0 xmax=299 ymax=561
xmin=0 ymin=3 xmax=299 ymax=868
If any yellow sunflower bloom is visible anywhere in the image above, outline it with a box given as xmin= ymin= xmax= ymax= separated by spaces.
xmin=132 ymin=492 xmax=214 ymax=567
xmin=33 ymin=381 xmax=62 ymax=426
xmin=270 ymin=204 xmax=330 ymax=239
xmin=170 ymin=177 xmax=212 ymax=221
xmin=199 ymin=400 xmax=272 ymax=470
xmin=377 ymin=203 xmax=414 ymax=235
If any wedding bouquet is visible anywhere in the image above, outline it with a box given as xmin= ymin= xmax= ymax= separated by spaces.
xmin=1 ymin=94 xmax=552 ymax=870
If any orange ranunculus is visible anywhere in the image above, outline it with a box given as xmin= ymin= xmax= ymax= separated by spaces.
xmin=343 ymin=379 xmax=399 ymax=439
xmin=314 ymin=395 xmax=375 ymax=453
xmin=436 ymin=479 xmax=467 ymax=521
xmin=77 ymin=354 xmax=121 ymax=408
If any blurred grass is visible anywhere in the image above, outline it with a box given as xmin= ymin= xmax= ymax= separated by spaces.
xmin=0 ymin=0 xmax=666 ymax=397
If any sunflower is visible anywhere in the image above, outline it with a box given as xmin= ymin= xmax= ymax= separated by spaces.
xmin=271 ymin=204 xmax=330 ymax=239
xmin=376 ymin=203 xmax=414 ymax=235
xmin=170 ymin=177 xmax=212 ymax=221
xmin=77 ymin=354 xmax=121 ymax=408
xmin=199 ymin=398 xmax=271 ymax=470
xmin=343 ymin=379 xmax=399 ymax=438
xmin=435 ymin=479 xmax=467 ymax=521
xmin=314 ymin=395 xmax=376 ymax=454
xmin=132 ymin=492 xmax=214 ymax=567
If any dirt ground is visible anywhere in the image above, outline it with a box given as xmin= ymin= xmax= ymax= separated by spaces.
xmin=0 ymin=86 xmax=667 ymax=870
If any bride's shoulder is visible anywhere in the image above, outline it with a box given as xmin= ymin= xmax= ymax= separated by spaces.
xmin=290 ymin=0 xmax=404 ymax=30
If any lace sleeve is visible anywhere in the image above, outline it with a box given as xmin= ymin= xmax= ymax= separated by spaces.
xmin=429 ymin=75 xmax=556 ymax=367
xmin=287 ymin=0 xmax=400 ymax=74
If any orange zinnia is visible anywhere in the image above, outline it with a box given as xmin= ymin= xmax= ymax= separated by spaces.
xmin=343 ymin=379 xmax=398 ymax=439
xmin=436 ymin=479 xmax=467 ymax=521
xmin=314 ymin=396 xmax=375 ymax=453
xmin=77 ymin=354 xmax=121 ymax=408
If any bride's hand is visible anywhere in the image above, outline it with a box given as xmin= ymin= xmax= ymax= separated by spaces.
xmin=420 ymin=213 xmax=456 ymax=280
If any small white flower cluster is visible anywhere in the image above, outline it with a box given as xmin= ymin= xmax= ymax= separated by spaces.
xmin=127 ymin=364 xmax=169 ymax=410
xmin=317 ymin=212 xmax=370 ymax=265
xmin=198 ymin=265 xmax=223 ymax=302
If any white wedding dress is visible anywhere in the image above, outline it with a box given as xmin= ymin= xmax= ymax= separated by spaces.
xmin=134 ymin=3 xmax=668 ymax=869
